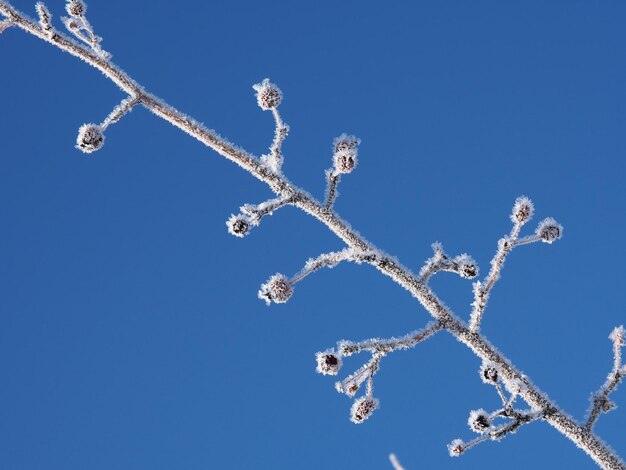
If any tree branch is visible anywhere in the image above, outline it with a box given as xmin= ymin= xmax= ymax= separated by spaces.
xmin=0 ymin=2 xmax=623 ymax=468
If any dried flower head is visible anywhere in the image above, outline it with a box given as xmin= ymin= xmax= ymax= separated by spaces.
xmin=480 ymin=362 xmax=499 ymax=384
xmin=511 ymin=196 xmax=534 ymax=224
xmin=455 ymin=254 xmax=478 ymax=279
xmin=226 ymin=214 xmax=250 ymax=237
xmin=448 ymin=439 xmax=465 ymax=457
xmin=76 ymin=123 xmax=104 ymax=154
xmin=536 ymin=217 xmax=563 ymax=244
xmin=332 ymin=134 xmax=360 ymax=174
xmin=350 ymin=396 xmax=379 ymax=423
xmin=258 ymin=273 xmax=293 ymax=305
xmin=252 ymin=78 xmax=282 ymax=110
xmin=66 ymin=0 xmax=86 ymax=17
xmin=315 ymin=350 xmax=342 ymax=376
xmin=468 ymin=409 xmax=492 ymax=434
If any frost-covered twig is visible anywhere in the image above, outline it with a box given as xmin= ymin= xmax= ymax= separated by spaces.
xmin=317 ymin=321 xmax=443 ymax=423
xmin=469 ymin=197 xmax=562 ymax=332
xmin=389 ymin=453 xmax=405 ymax=470
xmin=0 ymin=2 xmax=623 ymax=468
xmin=419 ymin=242 xmax=478 ymax=283
xmin=585 ymin=326 xmax=626 ymax=432
xmin=226 ymin=195 xmax=294 ymax=237
xmin=449 ymin=408 xmax=542 ymax=457
xmin=253 ymin=79 xmax=288 ymax=174
xmin=101 ymin=96 xmax=139 ymax=130
xmin=61 ymin=0 xmax=109 ymax=59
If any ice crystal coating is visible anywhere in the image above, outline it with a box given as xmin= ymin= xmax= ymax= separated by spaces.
xmin=511 ymin=196 xmax=534 ymax=224
xmin=480 ymin=362 xmax=499 ymax=384
xmin=315 ymin=350 xmax=342 ymax=376
xmin=76 ymin=123 xmax=104 ymax=153
xmin=258 ymin=273 xmax=293 ymax=305
xmin=66 ymin=0 xmax=86 ymax=17
xmin=226 ymin=214 xmax=250 ymax=237
xmin=448 ymin=439 xmax=465 ymax=457
xmin=455 ymin=254 xmax=478 ymax=279
xmin=609 ymin=325 xmax=625 ymax=346
xmin=332 ymin=134 xmax=360 ymax=174
xmin=536 ymin=217 xmax=563 ymax=243
xmin=468 ymin=409 xmax=492 ymax=434
xmin=252 ymin=78 xmax=282 ymax=110
xmin=350 ymin=396 xmax=379 ymax=424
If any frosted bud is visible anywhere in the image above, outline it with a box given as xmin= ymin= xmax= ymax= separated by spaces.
xmin=332 ymin=134 xmax=360 ymax=174
xmin=76 ymin=123 xmax=104 ymax=154
xmin=455 ymin=254 xmax=478 ymax=279
xmin=536 ymin=217 xmax=563 ymax=244
xmin=66 ymin=0 xmax=86 ymax=17
xmin=448 ymin=439 xmax=465 ymax=457
xmin=511 ymin=196 xmax=534 ymax=224
xmin=315 ymin=350 xmax=342 ymax=376
xmin=252 ymin=78 xmax=282 ymax=110
xmin=350 ymin=396 xmax=379 ymax=424
xmin=468 ymin=409 xmax=492 ymax=434
xmin=258 ymin=273 xmax=293 ymax=305
xmin=480 ymin=362 xmax=499 ymax=384
xmin=226 ymin=214 xmax=250 ymax=238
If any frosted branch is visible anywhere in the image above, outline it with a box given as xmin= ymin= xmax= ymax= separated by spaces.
xmin=0 ymin=2 xmax=623 ymax=468
xmin=338 ymin=320 xmax=443 ymax=357
xmin=253 ymin=79 xmax=288 ymax=174
xmin=101 ymin=96 xmax=140 ymax=130
xmin=290 ymin=247 xmax=376 ymax=285
xmin=227 ymin=195 xmax=295 ymax=237
xmin=61 ymin=0 xmax=109 ymax=60
xmin=324 ymin=170 xmax=341 ymax=209
xmin=35 ymin=2 xmax=52 ymax=37
xmin=585 ymin=326 xmax=626 ymax=432
xmin=419 ymin=242 xmax=478 ymax=283
xmin=450 ymin=408 xmax=542 ymax=457
xmin=317 ymin=321 xmax=442 ymax=423
xmin=469 ymin=197 xmax=562 ymax=332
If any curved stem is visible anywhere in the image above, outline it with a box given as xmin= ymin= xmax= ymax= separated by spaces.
xmin=0 ymin=2 xmax=623 ymax=468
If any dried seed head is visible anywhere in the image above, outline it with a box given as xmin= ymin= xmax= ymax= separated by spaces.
xmin=480 ymin=362 xmax=500 ymax=384
xmin=258 ymin=273 xmax=293 ymax=305
xmin=350 ymin=396 xmax=379 ymax=424
xmin=226 ymin=214 xmax=250 ymax=238
xmin=468 ymin=409 xmax=492 ymax=434
xmin=511 ymin=196 xmax=534 ymax=224
xmin=332 ymin=134 xmax=360 ymax=175
xmin=448 ymin=439 xmax=465 ymax=457
xmin=252 ymin=78 xmax=282 ymax=110
xmin=455 ymin=254 xmax=478 ymax=279
xmin=76 ymin=123 xmax=104 ymax=154
xmin=66 ymin=0 xmax=86 ymax=17
xmin=536 ymin=217 xmax=563 ymax=244
xmin=315 ymin=350 xmax=342 ymax=376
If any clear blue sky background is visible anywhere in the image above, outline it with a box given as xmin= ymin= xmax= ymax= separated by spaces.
xmin=1 ymin=1 xmax=625 ymax=469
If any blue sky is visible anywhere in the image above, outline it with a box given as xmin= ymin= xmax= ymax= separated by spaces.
xmin=1 ymin=1 xmax=625 ymax=469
